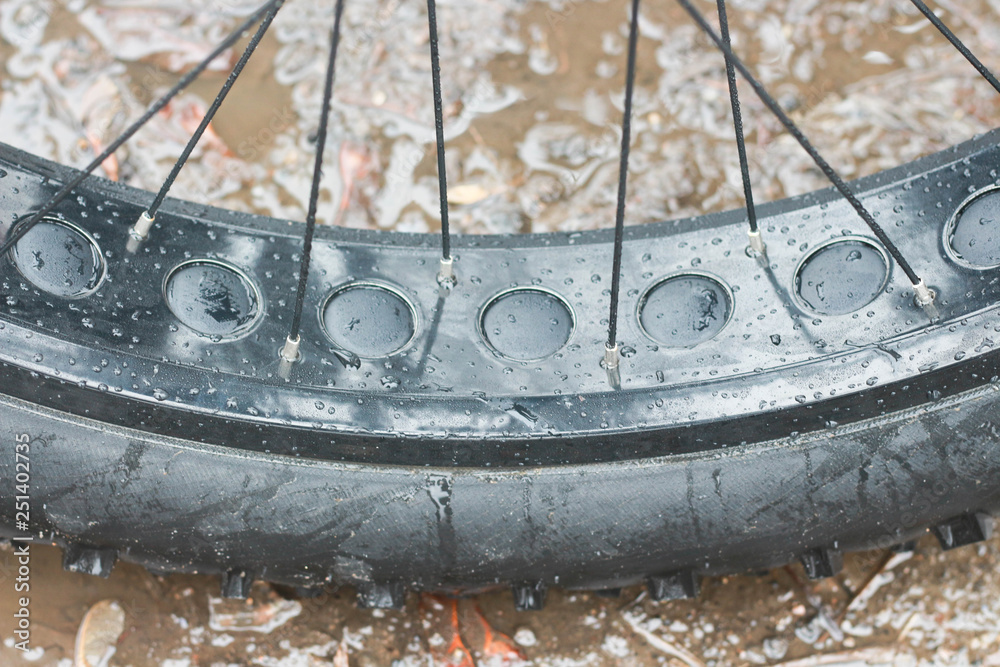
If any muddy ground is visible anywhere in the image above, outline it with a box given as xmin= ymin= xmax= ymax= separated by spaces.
xmin=2 ymin=0 xmax=1000 ymax=664
xmin=2 ymin=0 xmax=1000 ymax=233
xmin=2 ymin=533 xmax=1000 ymax=665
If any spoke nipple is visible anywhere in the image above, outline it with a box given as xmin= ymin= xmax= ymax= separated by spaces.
xmin=126 ymin=211 xmax=156 ymax=254
xmin=603 ymin=343 xmax=620 ymax=370
xmin=278 ymin=336 xmax=301 ymax=380
xmin=913 ymin=279 xmax=935 ymax=306
xmin=280 ymin=335 xmax=302 ymax=363
xmin=436 ymin=256 xmax=456 ymax=288
xmin=603 ymin=343 xmax=621 ymax=389
xmin=130 ymin=211 xmax=155 ymax=242
xmin=747 ymin=229 xmax=767 ymax=257
xmin=913 ymin=279 xmax=940 ymax=321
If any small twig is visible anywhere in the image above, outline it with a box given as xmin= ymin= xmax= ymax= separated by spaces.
xmin=773 ymin=646 xmax=906 ymax=666
xmin=841 ymin=550 xmax=898 ymax=617
xmin=621 ymin=611 xmax=707 ymax=667
xmin=782 ymin=565 xmax=843 ymax=642
xmin=814 ymin=549 xmax=903 ymax=645
xmin=333 ymin=640 xmax=350 ymax=667
xmin=897 ymin=611 xmax=921 ymax=642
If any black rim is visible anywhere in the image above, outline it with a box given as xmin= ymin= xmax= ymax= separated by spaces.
xmin=2 ymin=129 xmax=1000 ymax=467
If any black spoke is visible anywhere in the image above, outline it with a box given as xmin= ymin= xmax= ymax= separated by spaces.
xmin=0 ymin=0 xmax=285 ymax=259
xmin=716 ymin=0 xmax=764 ymax=256
xmin=280 ymin=0 xmax=347 ymax=364
xmin=675 ymin=0 xmax=936 ymax=313
xmin=910 ymin=0 xmax=1000 ymax=95
xmin=132 ymin=4 xmax=281 ymax=242
xmin=605 ymin=0 xmax=641 ymax=382
xmin=426 ymin=0 xmax=454 ymax=284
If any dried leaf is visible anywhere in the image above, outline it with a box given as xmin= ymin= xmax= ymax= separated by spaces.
xmin=74 ymin=600 xmax=125 ymax=667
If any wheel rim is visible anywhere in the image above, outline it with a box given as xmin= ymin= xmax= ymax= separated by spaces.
xmin=2 ymin=128 xmax=1000 ymax=466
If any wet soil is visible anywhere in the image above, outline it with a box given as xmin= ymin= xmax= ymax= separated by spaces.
xmin=2 ymin=534 xmax=1000 ymax=665
xmin=2 ymin=0 xmax=999 ymax=233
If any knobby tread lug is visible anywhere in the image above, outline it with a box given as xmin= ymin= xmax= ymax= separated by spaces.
xmin=799 ymin=548 xmax=843 ymax=580
xmin=62 ymin=544 xmax=117 ymax=579
xmin=646 ymin=571 xmax=700 ymax=601
xmin=512 ymin=582 xmax=547 ymax=611
xmin=220 ymin=569 xmax=255 ymax=599
xmin=933 ymin=512 xmax=993 ymax=550
xmin=356 ymin=582 xmax=406 ymax=610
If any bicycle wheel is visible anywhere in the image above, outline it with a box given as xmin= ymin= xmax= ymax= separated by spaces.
xmin=1 ymin=0 xmax=999 ymax=610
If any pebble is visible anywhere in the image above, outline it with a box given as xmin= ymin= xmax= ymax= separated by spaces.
xmin=513 ymin=627 xmax=537 ymax=647
xmin=762 ymin=636 xmax=789 ymax=660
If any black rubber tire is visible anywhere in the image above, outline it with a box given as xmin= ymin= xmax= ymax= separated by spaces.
xmin=2 ymin=382 xmax=999 ymax=598
xmin=2 ymin=127 xmax=1000 ymax=603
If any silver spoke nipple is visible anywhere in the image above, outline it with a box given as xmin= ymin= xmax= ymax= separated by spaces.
xmin=437 ymin=255 xmax=456 ymax=287
xmin=913 ymin=279 xmax=940 ymax=321
xmin=913 ymin=279 xmax=935 ymax=306
xmin=131 ymin=211 xmax=155 ymax=241
xmin=126 ymin=211 xmax=155 ymax=254
xmin=748 ymin=229 xmax=766 ymax=257
xmin=604 ymin=343 xmax=620 ymax=370
xmin=280 ymin=335 xmax=302 ymax=364
xmin=604 ymin=343 xmax=621 ymax=389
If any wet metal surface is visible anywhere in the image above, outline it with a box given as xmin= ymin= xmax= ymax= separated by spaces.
xmin=479 ymin=287 xmax=574 ymax=361
xmin=637 ymin=273 xmax=732 ymax=347
xmin=946 ymin=185 xmax=1000 ymax=269
xmin=10 ymin=218 xmax=104 ymax=299
xmin=320 ymin=281 xmax=417 ymax=359
xmin=2 ymin=133 xmax=1000 ymax=465
xmin=163 ymin=259 xmax=262 ymax=339
xmin=793 ymin=237 xmax=890 ymax=316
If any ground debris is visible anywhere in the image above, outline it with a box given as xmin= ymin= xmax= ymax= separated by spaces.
xmin=73 ymin=599 xmax=125 ymax=667
xmin=773 ymin=646 xmax=910 ymax=666
xmin=621 ymin=611 xmax=706 ymax=667
xmin=207 ymin=585 xmax=302 ymax=633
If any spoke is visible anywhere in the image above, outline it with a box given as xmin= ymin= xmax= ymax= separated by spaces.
xmin=280 ymin=0 xmax=347 ymax=364
xmin=675 ymin=0 xmax=937 ymax=315
xmin=131 ymin=4 xmax=281 ymax=243
xmin=0 ymin=0 xmax=285 ymax=259
xmin=716 ymin=0 xmax=764 ymax=256
xmin=426 ymin=0 xmax=454 ymax=284
xmin=604 ymin=0 xmax=641 ymax=384
xmin=910 ymin=0 xmax=1000 ymax=95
